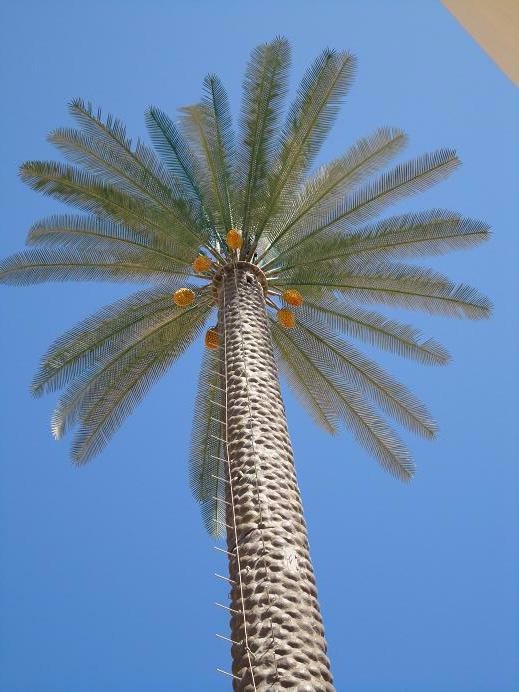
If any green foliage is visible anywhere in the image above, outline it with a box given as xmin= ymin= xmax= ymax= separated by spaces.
xmin=0 ymin=245 xmax=190 ymax=285
xmin=0 ymin=38 xmax=490 ymax=534
xmin=27 ymin=214 xmax=196 ymax=264
xmin=258 ymin=126 xmax=408 ymax=261
xmin=273 ymin=259 xmax=490 ymax=318
xmin=300 ymin=296 xmax=450 ymax=365
xmin=189 ymin=350 xmax=227 ymax=537
xmin=33 ymin=286 xmax=198 ymax=397
xmin=265 ymin=210 xmax=489 ymax=271
xmin=58 ymin=296 xmax=212 ymax=463
xmin=294 ymin=309 xmax=437 ymax=439
xmin=271 ymin=318 xmax=414 ymax=480
xmin=145 ymin=106 xmax=211 ymax=223
xmin=180 ymin=75 xmax=235 ymax=234
xmin=261 ymin=149 xmax=461 ymax=264
xmin=237 ymin=37 xmax=291 ymax=245
xmin=251 ymin=48 xmax=356 ymax=245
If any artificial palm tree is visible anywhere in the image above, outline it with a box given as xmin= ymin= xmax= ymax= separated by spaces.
xmin=1 ymin=38 xmax=490 ymax=690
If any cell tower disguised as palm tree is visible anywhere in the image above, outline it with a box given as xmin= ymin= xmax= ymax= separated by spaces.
xmin=1 ymin=38 xmax=489 ymax=690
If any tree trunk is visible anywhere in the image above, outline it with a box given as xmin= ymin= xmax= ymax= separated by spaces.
xmin=215 ymin=262 xmax=334 ymax=691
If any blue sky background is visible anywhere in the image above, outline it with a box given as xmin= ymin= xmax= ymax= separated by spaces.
xmin=1 ymin=1 xmax=518 ymax=690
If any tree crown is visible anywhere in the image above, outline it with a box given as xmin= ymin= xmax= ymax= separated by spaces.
xmin=0 ymin=38 xmax=490 ymax=535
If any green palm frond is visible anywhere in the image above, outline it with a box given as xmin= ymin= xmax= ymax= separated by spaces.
xmin=189 ymin=349 xmax=227 ymax=537
xmin=49 ymin=126 xmax=179 ymax=208
xmin=271 ymin=319 xmax=414 ymax=480
xmin=69 ymin=98 xmax=133 ymax=149
xmin=252 ymin=49 xmax=356 ymax=245
xmin=57 ymin=300 xmax=212 ymax=463
xmin=27 ymin=214 xmax=195 ymax=265
xmin=33 ymin=285 xmax=196 ymax=397
xmin=293 ymin=309 xmax=437 ymax=438
xmin=0 ymin=245 xmax=190 ymax=285
xmin=145 ymin=106 xmax=211 ymax=218
xmin=275 ymin=260 xmax=491 ymax=319
xmin=301 ymin=296 xmax=450 ymax=365
xmin=203 ymin=75 xmax=235 ymax=231
xmin=272 ymin=323 xmax=338 ymax=433
xmin=71 ymin=350 xmax=173 ymax=463
xmin=180 ymin=75 xmax=235 ymax=233
xmin=51 ymin=297 xmax=212 ymax=441
xmin=237 ymin=36 xmax=290 ymax=243
xmin=342 ymin=210 xmax=490 ymax=258
xmin=67 ymin=99 xmax=192 ymax=203
xmin=267 ymin=211 xmax=490 ymax=272
xmin=261 ymin=149 xmax=460 ymax=266
xmin=54 ymin=99 xmax=208 ymax=236
xmin=257 ymin=126 xmax=407 ymax=260
xmin=19 ymin=161 xmax=210 ymax=256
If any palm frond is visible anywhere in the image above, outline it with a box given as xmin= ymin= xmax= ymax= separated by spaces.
xmin=51 ymin=298 xmax=212 ymax=442
xmin=253 ymin=49 xmax=356 ymax=244
xmin=262 ymin=149 xmax=460 ymax=266
xmin=258 ymin=126 xmax=407 ymax=259
xmin=51 ymin=365 xmax=102 ymax=441
xmin=180 ymin=75 xmax=235 ymax=232
xmin=19 ymin=161 xmax=207 ymax=255
xmin=67 ymin=98 xmax=193 ymax=205
xmin=49 ymin=127 xmax=182 ymax=210
xmin=203 ymin=75 xmax=235 ymax=230
xmin=274 ymin=260 xmax=491 ymax=319
xmin=27 ymin=214 xmax=195 ymax=265
xmin=293 ymin=310 xmax=437 ymax=438
xmin=62 ymin=301 xmax=212 ymax=463
xmin=71 ymin=351 xmax=173 ymax=464
xmin=33 ymin=286 xmax=196 ymax=397
xmin=0 ymin=245 xmax=190 ymax=286
xmin=145 ymin=106 xmax=211 ymax=218
xmin=189 ymin=348 xmax=227 ymax=537
xmin=301 ymin=296 xmax=450 ymax=365
xmin=270 ymin=318 xmax=414 ymax=480
xmin=272 ymin=322 xmax=338 ymax=433
xmin=267 ymin=210 xmax=490 ymax=272
xmin=237 ymin=37 xmax=291 ymax=243
xmin=54 ymin=99 xmax=209 ymax=241
xmin=69 ymin=98 xmax=133 ymax=149
xmin=343 ymin=210 xmax=491 ymax=258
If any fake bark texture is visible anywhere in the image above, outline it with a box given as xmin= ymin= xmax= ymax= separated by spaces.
xmin=216 ymin=263 xmax=334 ymax=691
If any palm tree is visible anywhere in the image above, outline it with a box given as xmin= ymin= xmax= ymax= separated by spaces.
xmin=1 ymin=37 xmax=490 ymax=690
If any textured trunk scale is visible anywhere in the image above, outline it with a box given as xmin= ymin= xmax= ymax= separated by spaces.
xmin=216 ymin=263 xmax=334 ymax=691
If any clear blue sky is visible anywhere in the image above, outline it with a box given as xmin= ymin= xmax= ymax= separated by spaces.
xmin=1 ymin=1 xmax=518 ymax=690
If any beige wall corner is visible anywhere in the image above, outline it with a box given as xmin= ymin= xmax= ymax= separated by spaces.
xmin=441 ymin=0 xmax=519 ymax=85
